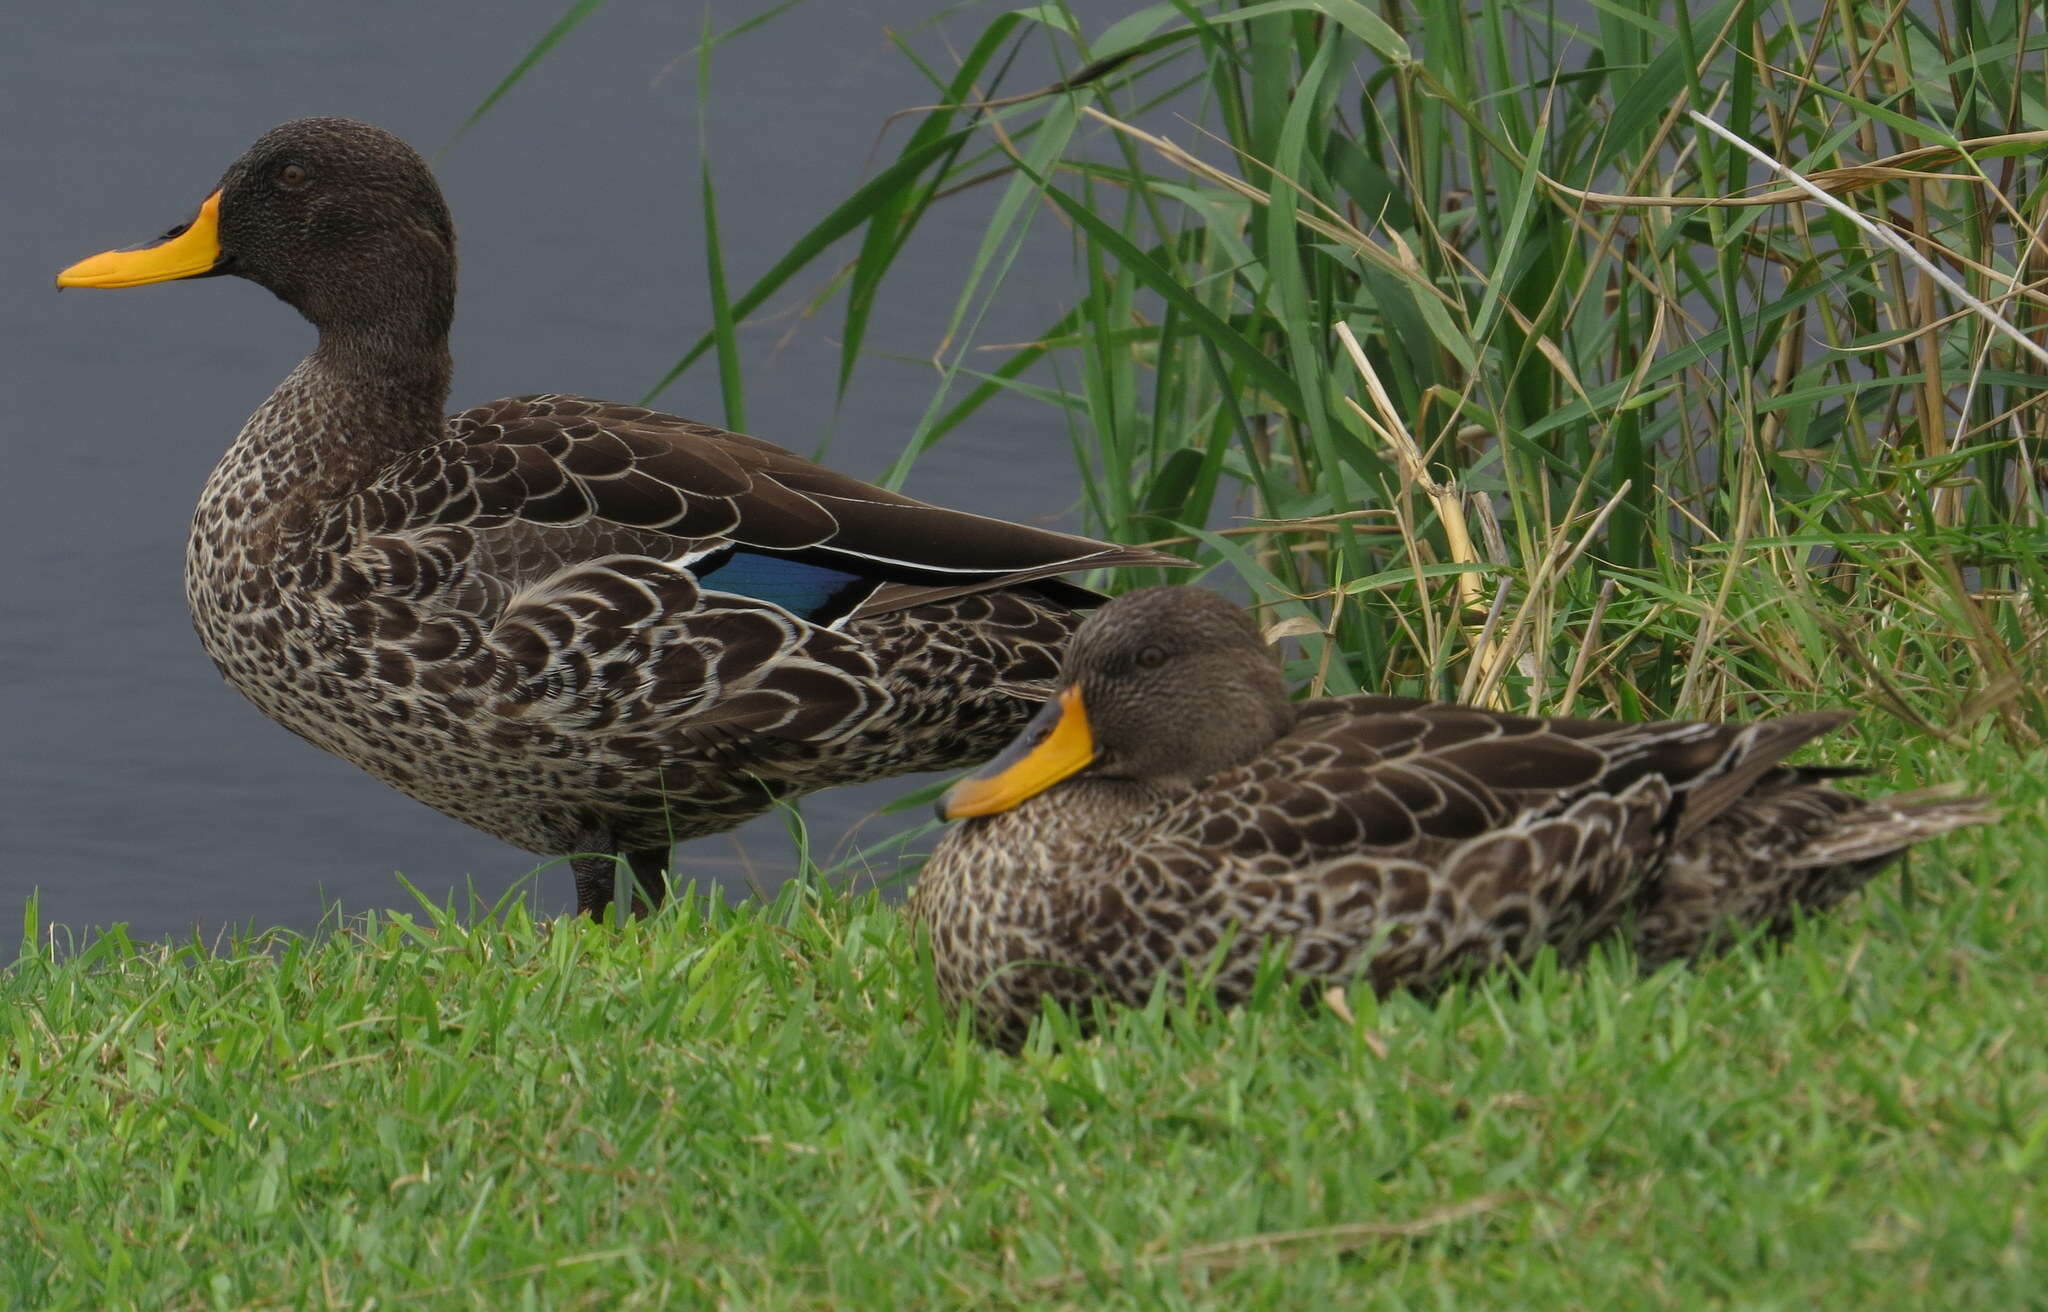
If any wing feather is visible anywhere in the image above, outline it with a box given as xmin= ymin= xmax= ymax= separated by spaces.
xmin=302 ymin=393 xmax=1175 ymax=769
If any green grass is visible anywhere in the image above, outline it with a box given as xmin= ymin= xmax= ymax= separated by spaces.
xmin=2 ymin=729 xmax=2039 ymax=1307
xmin=11 ymin=0 xmax=2048 ymax=1303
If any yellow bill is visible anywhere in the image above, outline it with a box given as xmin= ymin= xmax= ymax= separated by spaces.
xmin=57 ymin=190 xmax=224 ymax=288
xmin=939 ymin=683 xmax=1097 ymax=819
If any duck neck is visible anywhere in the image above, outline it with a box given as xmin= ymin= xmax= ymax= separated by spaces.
xmin=201 ymin=309 xmax=453 ymax=546
xmin=291 ymin=238 xmax=459 ymax=477
xmin=307 ymin=316 xmax=454 ymax=456
xmin=1054 ymin=776 xmax=1181 ymax=823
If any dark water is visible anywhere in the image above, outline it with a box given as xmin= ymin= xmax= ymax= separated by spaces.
xmin=3 ymin=1 xmax=1086 ymax=942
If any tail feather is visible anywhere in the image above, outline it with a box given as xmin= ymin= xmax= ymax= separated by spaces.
xmin=1788 ymin=792 xmax=1997 ymax=868
xmin=1673 ymin=710 xmax=1854 ymax=842
xmin=1636 ymin=771 xmax=1992 ymax=969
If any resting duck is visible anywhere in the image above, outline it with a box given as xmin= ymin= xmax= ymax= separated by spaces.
xmin=56 ymin=117 xmax=1178 ymax=918
xmin=912 ymin=586 xmax=1992 ymax=1047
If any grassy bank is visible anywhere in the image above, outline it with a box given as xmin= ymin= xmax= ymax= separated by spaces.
xmin=2 ymin=728 xmax=2038 ymax=1307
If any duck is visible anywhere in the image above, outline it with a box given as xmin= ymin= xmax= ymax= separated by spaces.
xmin=911 ymin=586 xmax=1993 ymax=1047
xmin=55 ymin=117 xmax=1180 ymax=918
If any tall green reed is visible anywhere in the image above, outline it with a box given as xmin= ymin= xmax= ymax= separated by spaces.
xmin=492 ymin=0 xmax=2048 ymax=745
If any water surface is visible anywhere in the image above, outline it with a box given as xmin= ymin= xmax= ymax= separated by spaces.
xmin=3 ymin=1 xmax=1087 ymax=942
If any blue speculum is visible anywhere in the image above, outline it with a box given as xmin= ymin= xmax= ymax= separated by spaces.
xmin=693 ymin=548 xmax=874 ymax=624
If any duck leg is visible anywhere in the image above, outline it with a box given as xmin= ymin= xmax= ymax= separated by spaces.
xmin=569 ymin=829 xmax=674 ymax=920
xmin=570 ymin=846 xmax=627 ymax=921
xmin=626 ymin=846 xmax=675 ymax=913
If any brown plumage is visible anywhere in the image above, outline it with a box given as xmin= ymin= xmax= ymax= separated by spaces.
xmin=911 ymin=586 xmax=1992 ymax=1048
xmin=57 ymin=117 xmax=1180 ymax=917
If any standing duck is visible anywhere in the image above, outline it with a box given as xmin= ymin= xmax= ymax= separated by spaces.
xmin=912 ymin=586 xmax=1992 ymax=1047
xmin=56 ymin=117 xmax=1178 ymax=918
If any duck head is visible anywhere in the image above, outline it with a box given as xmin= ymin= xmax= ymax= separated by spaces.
xmin=57 ymin=117 xmax=457 ymax=342
xmin=940 ymin=585 xmax=1299 ymax=818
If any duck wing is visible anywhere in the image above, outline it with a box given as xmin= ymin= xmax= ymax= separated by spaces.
xmin=314 ymin=395 xmax=1173 ymax=756
xmin=403 ymin=394 xmax=1177 ymax=619
xmin=1100 ymin=698 xmax=1853 ymax=989
xmin=1176 ymin=696 xmax=1845 ymax=864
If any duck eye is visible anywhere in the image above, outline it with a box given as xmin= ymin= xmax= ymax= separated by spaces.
xmin=1136 ymin=644 xmax=1168 ymax=670
xmin=278 ymin=163 xmax=309 ymax=189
